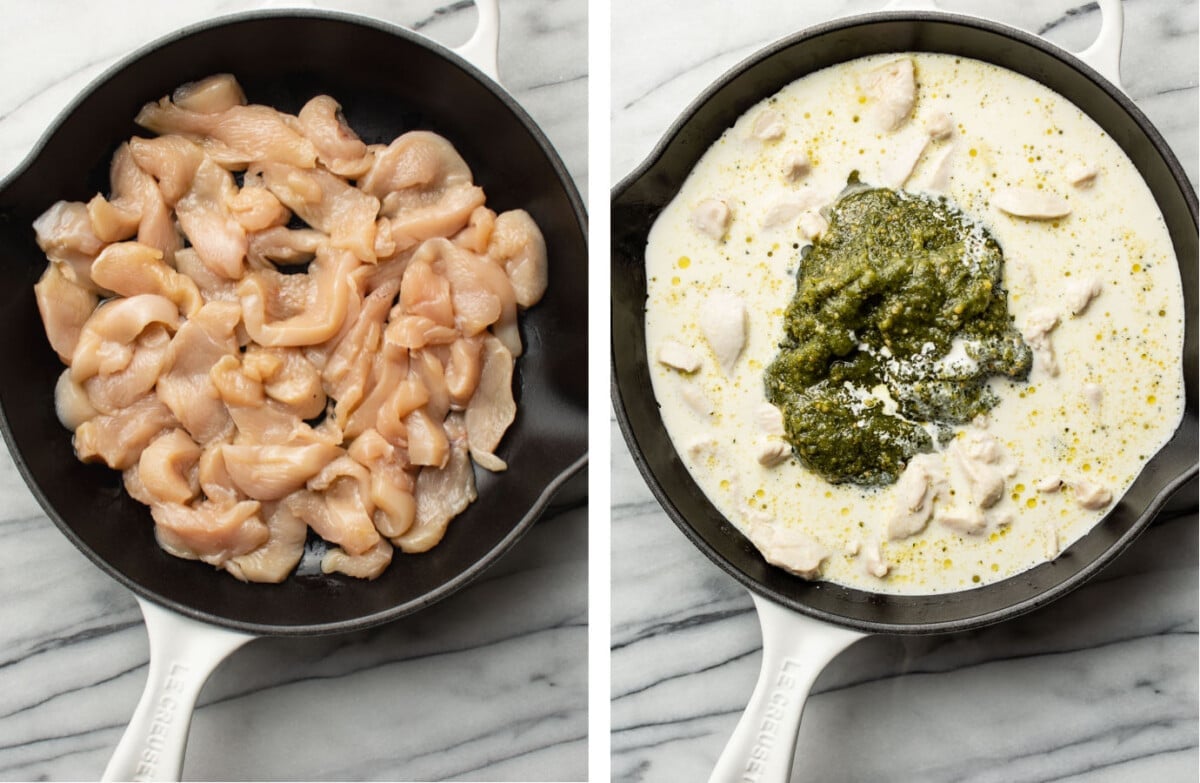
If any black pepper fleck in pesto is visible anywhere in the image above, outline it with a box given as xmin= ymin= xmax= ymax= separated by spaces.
xmin=764 ymin=186 xmax=1032 ymax=486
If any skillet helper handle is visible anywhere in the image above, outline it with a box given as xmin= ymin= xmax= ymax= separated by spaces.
xmin=453 ymin=0 xmax=501 ymax=83
xmin=883 ymin=0 xmax=1126 ymax=92
xmin=708 ymin=594 xmax=864 ymax=783
xmin=102 ymin=597 xmax=254 ymax=782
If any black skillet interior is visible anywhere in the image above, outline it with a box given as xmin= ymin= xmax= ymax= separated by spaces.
xmin=612 ymin=12 xmax=1198 ymax=634
xmin=0 ymin=11 xmax=588 ymax=635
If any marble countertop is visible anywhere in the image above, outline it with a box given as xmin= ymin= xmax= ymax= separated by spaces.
xmin=611 ymin=1 xmax=1198 ymax=782
xmin=0 ymin=1 xmax=587 ymax=781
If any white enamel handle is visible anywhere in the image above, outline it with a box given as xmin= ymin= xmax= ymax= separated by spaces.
xmin=102 ymin=597 xmax=255 ymax=782
xmin=453 ymin=0 xmax=501 ymax=82
xmin=883 ymin=0 xmax=1127 ymax=92
xmin=708 ymin=593 xmax=864 ymax=783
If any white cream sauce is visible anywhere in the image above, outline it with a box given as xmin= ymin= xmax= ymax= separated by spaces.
xmin=643 ymin=53 xmax=1185 ymax=594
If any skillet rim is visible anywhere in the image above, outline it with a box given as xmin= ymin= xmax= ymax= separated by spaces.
xmin=0 ymin=7 xmax=589 ymax=637
xmin=610 ymin=8 xmax=1198 ymax=635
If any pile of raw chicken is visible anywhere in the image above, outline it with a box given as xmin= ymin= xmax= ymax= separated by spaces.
xmin=32 ymin=75 xmax=547 ymax=582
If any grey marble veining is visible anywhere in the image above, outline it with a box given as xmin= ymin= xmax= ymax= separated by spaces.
xmin=0 ymin=1 xmax=587 ymax=781
xmin=610 ymin=1 xmax=1198 ymax=781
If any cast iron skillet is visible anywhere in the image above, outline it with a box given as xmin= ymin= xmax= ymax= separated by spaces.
xmin=612 ymin=1 xmax=1195 ymax=780
xmin=0 ymin=6 xmax=586 ymax=780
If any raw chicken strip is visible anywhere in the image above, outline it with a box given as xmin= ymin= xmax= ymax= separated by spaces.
xmin=175 ymin=157 xmax=248 ymax=279
xmin=33 ymin=201 xmax=106 ymax=292
xmin=34 ymin=261 xmax=98 ymax=363
xmin=222 ymin=441 xmax=341 ymax=501
xmin=172 ymin=74 xmax=247 ymax=114
xmin=70 ymin=294 xmax=181 ymax=383
xmin=255 ymin=160 xmax=379 ymax=263
xmin=322 ymin=540 xmax=393 ymax=580
xmin=225 ymin=500 xmax=308 ymax=583
xmin=129 ymin=135 xmax=204 ymax=205
xmin=239 ymin=246 xmax=360 ymax=346
xmin=156 ymin=301 xmax=240 ymax=444
xmin=444 ymin=336 xmax=484 ymax=408
xmin=487 ymin=210 xmax=548 ymax=308
xmin=307 ymin=456 xmax=381 ymax=555
xmin=75 ymin=393 xmax=178 ymax=470
xmin=137 ymin=429 xmax=202 ymax=505
xmin=243 ymin=345 xmax=326 ymax=420
xmin=466 ymin=336 xmax=515 ymax=471
xmin=91 ymin=241 xmax=203 ymax=317
xmin=453 ymin=206 xmax=496 ymax=254
xmin=347 ymin=429 xmax=416 ymax=538
xmin=54 ymin=370 xmax=98 ymax=430
xmin=425 ymin=238 xmax=521 ymax=355
xmin=83 ymin=324 xmax=171 ymax=415
xmin=246 ymin=226 xmax=327 ymax=267
xmin=393 ymin=414 xmax=476 ymax=553
xmin=228 ymin=175 xmax=290 ymax=232
xmin=296 ymin=95 xmax=371 ymax=177
xmin=152 ymin=499 xmax=268 ymax=566
xmin=285 ymin=488 xmax=380 ymax=557
xmin=86 ymin=143 xmax=150 ymax=243
xmin=323 ymin=279 xmax=400 ymax=424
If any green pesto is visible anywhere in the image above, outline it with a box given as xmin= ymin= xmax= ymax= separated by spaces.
xmin=764 ymin=186 xmax=1032 ymax=486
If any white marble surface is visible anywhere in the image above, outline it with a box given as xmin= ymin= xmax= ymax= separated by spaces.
xmin=0 ymin=1 xmax=587 ymax=781
xmin=611 ymin=1 xmax=1198 ymax=781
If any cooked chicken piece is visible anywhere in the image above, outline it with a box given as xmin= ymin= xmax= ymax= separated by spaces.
xmin=322 ymin=278 xmax=399 ymax=424
xmin=656 ymin=339 xmax=701 ymax=373
xmin=861 ymin=539 xmax=890 ymax=578
xmin=33 ymin=201 xmax=106 ymax=292
xmin=224 ymin=500 xmax=307 ymax=583
xmin=347 ymin=429 xmax=417 ymax=538
xmin=756 ymin=441 xmax=789 ymax=467
xmin=685 ymin=435 xmax=719 ymax=463
xmin=949 ymin=432 xmax=1007 ymax=509
xmin=137 ymin=428 xmax=202 ymax=505
xmin=444 ymin=336 xmax=484 ymax=409
xmin=691 ymin=198 xmax=731 ymax=240
xmin=55 ymin=370 xmax=99 ymax=430
xmin=91 ymin=241 xmax=203 ymax=317
xmin=296 ymin=95 xmax=371 ymax=177
xmin=176 ymin=157 xmax=248 ymax=279
xmin=680 ymin=383 xmax=713 ymax=416
xmin=1065 ymin=161 xmax=1099 ymax=189
xmin=755 ymin=403 xmax=785 ymax=436
xmin=129 ymin=135 xmax=204 ymax=205
xmin=246 ymin=226 xmax=326 ymax=267
xmin=228 ymin=178 xmax=290 ymax=232
xmin=322 ymin=539 xmax=393 ymax=580
xmin=925 ymin=111 xmax=954 ymax=140
xmin=254 ymin=160 xmax=379 ymax=263
xmin=75 ymin=392 xmax=178 ymax=470
xmin=70 ymin=294 xmax=180 ymax=383
xmin=1072 ymin=478 xmax=1112 ymax=510
xmin=797 ymin=211 xmax=828 ymax=241
xmin=1036 ymin=475 xmax=1063 ymax=493
xmin=136 ymin=95 xmax=318 ymax=169
xmin=465 ymin=335 xmax=515 ymax=471
xmin=879 ymin=131 xmax=929 ymax=188
xmin=865 ymin=58 xmax=916 ymax=131
xmin=156 ymin=301 xmax=241 ymax=444
xmin=487 ymin=210 xmax=547 ymax=308
xmin=35 ymin=261 xmax=99 ymax=363
xmin=886 ymin=453 xmax=940 ymax=540
xmin=239 ymin=246 xmax=359 ymax=346
xmin=221 ymin=441 xmax=341 ymax=500
xmin=992 ymin=187 xmax=1071 ymax=220
xmin=1064 ymin=275 xmax=1103 ymax=315
xmin=761 ymin=200 xmax=805 ymax=229
xmin=307 ymin=456 xmax=380 ymax=555
xmin=393 ymin=414 xmax=476 ymax=553
xmin=1021 ymin=307 xmax=1061 ymax=377
xmin=83 ymin=324 xmax=171 ymax=415
xmin=172 ymin=74 xmax=246 ymax=114
xmin=453 ymin=206 xmax=496 ymax=254
xmin=241 ymin=345 xmax=325 ymax=420
xmin=923 ymin=145 xmax=954 ymax=191
xmin=1083 ymin=382 xmax=1103 ymax=409
xmin=700 ymin=289 xmax=747 ymax=375
xmin=1041 ymin=526 xmax=1060 ymax=560
xmin=782 ymin=150 xmax=811 ymax=181
xmin=745 ymin=513 xmax=829 ymax=579
xmin=152 ymin=499 xmax=267 ymax=566
xmin=750 ymin=109 xmax=786 ymax=141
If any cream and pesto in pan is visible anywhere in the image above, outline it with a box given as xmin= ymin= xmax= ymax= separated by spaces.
xmin=644 ymin=52 xmax=1185 ymax=594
